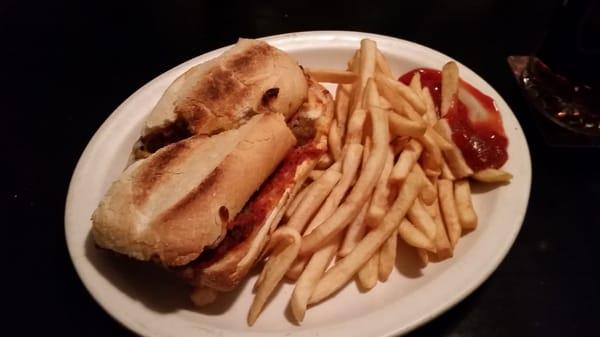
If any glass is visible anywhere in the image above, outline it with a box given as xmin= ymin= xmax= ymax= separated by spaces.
xmin=509 ymin=0 xmax=600 ymax=144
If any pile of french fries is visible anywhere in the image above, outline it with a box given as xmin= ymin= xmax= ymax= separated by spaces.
xmin=247 ymin=39 xmax=512 ymax=325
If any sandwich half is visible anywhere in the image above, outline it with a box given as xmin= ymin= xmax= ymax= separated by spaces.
xmin=91 ymin=38 xmax=333 ymax=296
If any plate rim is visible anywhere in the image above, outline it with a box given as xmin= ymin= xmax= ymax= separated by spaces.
xmin=65 ymin=30 xmax=532 ymax=337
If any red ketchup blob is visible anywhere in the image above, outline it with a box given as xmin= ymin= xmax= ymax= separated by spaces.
xmin=399 ymin=68 xmax=508 ymax=171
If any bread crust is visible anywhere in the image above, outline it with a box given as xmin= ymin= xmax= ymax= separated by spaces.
xmin=144 ymin=39 xmax=308 ymax=137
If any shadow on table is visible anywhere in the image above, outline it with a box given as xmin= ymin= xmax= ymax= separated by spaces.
xmin=85 ymin=232 xmax=249 ymax=315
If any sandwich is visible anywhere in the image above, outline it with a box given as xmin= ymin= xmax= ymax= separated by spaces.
xmin=92 ymin=39 xmax=333 ymax=298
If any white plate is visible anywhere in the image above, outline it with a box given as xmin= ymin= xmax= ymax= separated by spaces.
xmin=65 ymin=31 xmax=531 ymax=337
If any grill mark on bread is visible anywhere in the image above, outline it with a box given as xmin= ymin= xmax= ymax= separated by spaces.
xmin=159 ymin=167 xmax=222 ymax=222
xmin=225 ymin=43 xmax=272 ymax=75
xmin=135 ymin=141 xmax=190 ymax=205
xmin=176 ymin=68 xmax=251 ymax=134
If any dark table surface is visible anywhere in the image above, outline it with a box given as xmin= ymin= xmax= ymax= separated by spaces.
xmin=4 ymin=0 xmax=600 ymax=336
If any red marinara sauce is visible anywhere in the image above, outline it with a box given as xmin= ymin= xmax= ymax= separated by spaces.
xmin=399 ymin=68 xmax=508 ymax=171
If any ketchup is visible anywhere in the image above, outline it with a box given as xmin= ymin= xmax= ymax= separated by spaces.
xmin=400 ymin=68 xmax=508 ymax=171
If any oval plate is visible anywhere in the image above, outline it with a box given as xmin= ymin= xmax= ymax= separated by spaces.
xmin=65 ymin=31 xmax=531 ymax=337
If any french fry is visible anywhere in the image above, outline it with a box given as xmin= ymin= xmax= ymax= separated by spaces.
xmin=345 ymin=108 xmax=367 ymax=144
xmin=309 ymin=168 xmax=424 ymax=304
xmin=407 ymin=198 xmax=437 ymax=241
xmin=304 ymin=144 xmax=363 ymax=235
xmin=378 ymin=228 xmax=397 ymax=281
xmin=366 ymin=147 xmax=395 ymax=227
xmin=357 ymin=249 xmax=379 ymax=290
xmin=376 ymin=50 xmax=394 ymax=78
xmin=285 ymin=256 xmax=308 ymax=281
xmin=364 ymin=77 xmax=381 ymax=109
xmin=454 ymin=179 xmax=478 ymax=230
xmin=379 ymin=96 xmax=393 ymax=110
xmin=441 ymin=61 xmax=459 ymax=117
xmin=375 ymin=74 xmax=427 ymax=114
xmin=300 ymin=104 xmax=389 ymax=256
xmin=409 ymin=72 xmax=424 ymax=102
xmin=438 ymin=179 xmax=461 ymax=247
xmin=286 ymin=170 xmax=342 ymax=233
xmin=416 ymin=129 xmax=443 ymax=173
xmin=286 ymin=183 xmax=313 ymax=219
xmin=339 ymin=200 xmax=369 ymax=257
xmin=432 ymin=193 xmax=453 ymax=258
xmin=472 ymin=168 xmax=513 ymax=183
xmin=441 ymin=156 xmax=456 ymax=180
xmin=335 ymin=83 xmax=352 ymax=139
xmin=248 ymin=228 xmax=301 ymax=325
xmin=290 ymin=233 xmax=342 ymax=322
xmin=328 ymin=120 xmax=343 ymax=161
xmin=398 ymin=218 xmax=436 ymax=252
xmin=422 ymin=87 xmax=438 ymax=126
xmin=423 ymin=191 xmax=439 ymax=219
xmin=388 ymin=111 xmax=427 ymax=137
xmin=433 ymin=120 xmax=473 ymax=179
xmin=306 ymin=68 xmax=358 ymax=84
xmin=390 ymin=140 xmax=423 ymax=184
xmin=428 ymin=126 xmax=454 ymax=151
xmin=349 ymin=39 xmax=377 ymax=112
xmin=377 ymin=77 xmax=427 ymax=126
xmin=413 ymin=164 xmax=437 ymax=204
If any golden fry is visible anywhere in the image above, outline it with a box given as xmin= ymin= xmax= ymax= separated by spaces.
xmin=378 ymin=228 xmax=397 ymax=282
xmin=357 ymin=249 xmax=379 ymax=290
xmin=407 ymin=198 xmax=437 ymax=240
xmin=390 ymin=140 xmax=423 ymax=183
xmin=472 ymin=168 xmax=513 ymax=183
xmin=248 ymin=228 xmax=301 ymax=325
xmin=441 ymin=61 xmax=459 ymax=117
xmin=286 ymin=170 xmax=341 ymax=233
xmin=375 ymin=74 xmax=426 ymax=114
xmin=413 ymin=164 xmax=437 ymax=204
xmin=328 ymin=120 xmax=343 ymax=161
xmin=398 ymin=218 xmax=436 ymax=252
xmin=454 ymin=179 xmax=478 ymax=229
xmin=290 ymin=234 xmax=341 ymax=322
xmin=366 ymin=147 xmax=395 ymax=227
xmin=339 ymin=199 xmax=370 ymax=257
xmin=388 ymin=111 xmax=427 ymax=137
xmin=438 ymin=179 xmax=461 ymax=247
xmin=304 ymin=144 xmax=363 ymax=235
xmin=345 ymin=108 xmax=367 ymax=144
